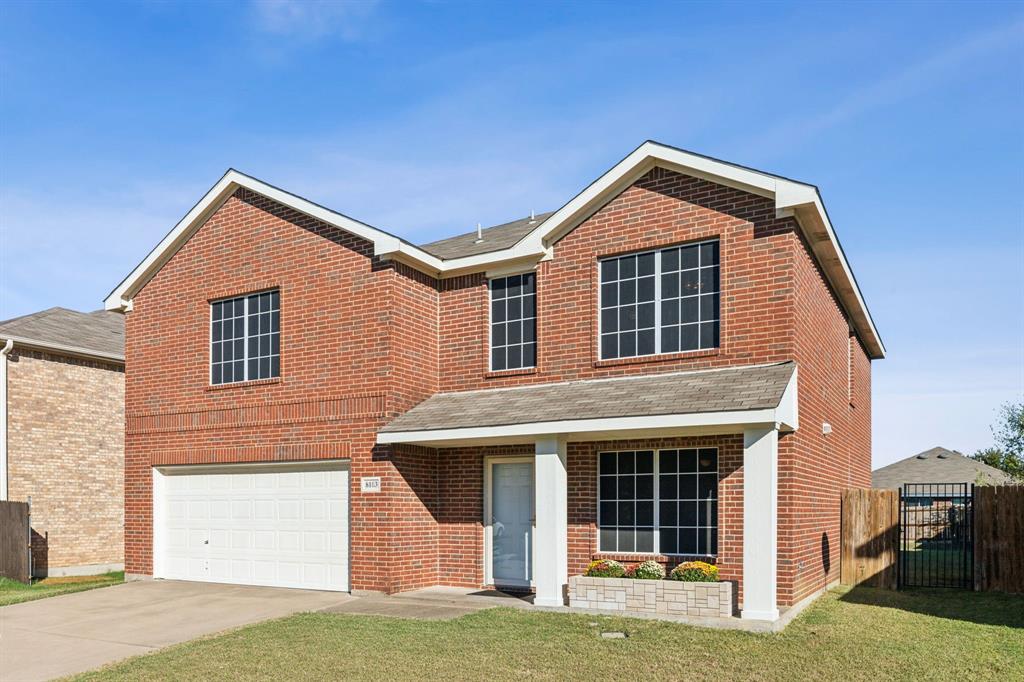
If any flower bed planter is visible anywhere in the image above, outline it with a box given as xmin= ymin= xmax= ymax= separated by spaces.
xmin=568 ymin=575 xmax=733 ymax=618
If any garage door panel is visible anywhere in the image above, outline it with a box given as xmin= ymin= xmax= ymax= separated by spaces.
xmin=157 ymin=462 xmax=349 ymax=591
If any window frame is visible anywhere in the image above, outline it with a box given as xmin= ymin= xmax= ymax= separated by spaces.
xmin=209 ymin=288 xmax=281 ymax=386
xmin=596 ymin=447 xmax=719 ymax=557
xmin=487 ymin=271 xmax=538 ymax=372
xmin=597 ymin=239 xmax=721 ymax=361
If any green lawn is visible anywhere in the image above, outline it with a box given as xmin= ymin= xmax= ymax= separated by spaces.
xmin=71 ymin=586 xmax=1023 ymax=681
xmin=901 ymin=546 xmax=972 ymax=587
xmin=0 ymin=571 xmax=124 ymax=606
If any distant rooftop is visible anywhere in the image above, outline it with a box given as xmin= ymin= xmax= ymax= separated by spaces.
xmin=872 ymin=447 xmax=1013 ymax=493
xmin=0 ymin=307 xmax=124 ymax=361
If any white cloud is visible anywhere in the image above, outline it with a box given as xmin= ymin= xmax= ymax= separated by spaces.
xmin=250 ymin=0 xmax=379 ymax=41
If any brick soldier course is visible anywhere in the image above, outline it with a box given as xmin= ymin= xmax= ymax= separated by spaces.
xmin=104 ymin=141 xmax=884 ymax=619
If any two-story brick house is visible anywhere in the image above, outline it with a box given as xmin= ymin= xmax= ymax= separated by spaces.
xmin=105 ymin=141 xmax=883 ymax=621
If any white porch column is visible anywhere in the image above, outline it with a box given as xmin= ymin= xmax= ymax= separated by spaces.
xmin=742 ymin=426 xmax=779 ymax=621
xmin=533 ymin=436 xmax=567 ymax=607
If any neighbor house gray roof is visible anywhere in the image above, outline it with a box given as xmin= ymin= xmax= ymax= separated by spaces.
xmin=0 ymin=307 xmax=125 ymax=361
xmin=381 ymin=361 xmax=795 ymax=434
xmin=418 ymin=212 xmax=555 ymax=260
xmin=872 ymin=447 xmax=1013 ymax=493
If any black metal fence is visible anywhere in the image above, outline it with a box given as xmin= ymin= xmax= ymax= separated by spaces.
xmin=899 ymin=483 xmax=973 ymax=588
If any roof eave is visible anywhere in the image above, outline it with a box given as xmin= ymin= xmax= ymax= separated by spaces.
xmin=0 ymin=335 xmax=125 ymax=364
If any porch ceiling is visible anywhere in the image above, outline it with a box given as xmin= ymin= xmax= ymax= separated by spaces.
xmin=378 ymin=362 xmax=798 ymax=447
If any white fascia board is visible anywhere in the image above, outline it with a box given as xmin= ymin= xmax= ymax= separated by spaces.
xmin=775 ymin=187 xmax=886 ymax=359
xmin=104 ymin=170 xmax=446 ymax=311
xmin=0 ymin=334 xmax=124 ymax=364
xmin=777 ymin=366 xmax=799 ymax=432
xmin=421 ymin=141 xmax=883 ymax=358
xmin=377 ymin=408 xmax=783 ymax=446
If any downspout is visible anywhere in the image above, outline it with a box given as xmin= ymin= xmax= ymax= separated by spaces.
xmin=0 ymin=338 xmax=13 ymax=500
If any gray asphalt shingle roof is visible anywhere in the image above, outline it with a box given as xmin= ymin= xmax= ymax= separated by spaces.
xmin=872 ymin=447 xmax=1013 ymax=494
xmin=380 ymin=361 xmax=795 ymax=433
xmin=0 ymin=307 xmax=124 ymax=360
xmin=418 ymin=212 xmax=555 ymax=260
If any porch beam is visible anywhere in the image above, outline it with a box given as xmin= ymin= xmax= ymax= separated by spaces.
xmin=533 ymin=436 xmax=567 ymax=607
xmin=742 ymin=426 xmax=780 ymax=621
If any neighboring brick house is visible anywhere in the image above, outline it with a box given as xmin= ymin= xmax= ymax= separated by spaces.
xmin=105 ymin=141 xmax=884 ymax=621
xmin=0 ymin=307 xmax=125 ymax=576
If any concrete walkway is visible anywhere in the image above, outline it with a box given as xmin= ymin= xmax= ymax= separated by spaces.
xmin=0 ymin=580 xmax=352 ymax=681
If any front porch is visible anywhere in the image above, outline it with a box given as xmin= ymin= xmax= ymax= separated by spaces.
xmin=330 ymin=585 xmax=817 ymax=632
xmin=378 ymin=362 xmax=798 ymax=622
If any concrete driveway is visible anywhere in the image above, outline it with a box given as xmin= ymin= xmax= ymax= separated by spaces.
xmin=0 ymin=579 xmax=352 ymax=681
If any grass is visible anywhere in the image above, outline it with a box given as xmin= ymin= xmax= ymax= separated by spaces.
xmin=72 ymin=586 xmax=1023 ymax=681
xmin=901 ymin=546 xmax=971 ymax=586
xmin=0 ymin=571 xmax=124 ymax=606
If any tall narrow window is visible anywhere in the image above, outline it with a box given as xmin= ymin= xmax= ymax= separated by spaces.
xmin=598 ymin=448 xmax=718 ymax=556
xmin=211 ymin=289 xmax=280 ymax=385
xmin=600 ymin=240 xmax=719 ymax=360
xmin=490 ymin=273 xmax=536 ymax=371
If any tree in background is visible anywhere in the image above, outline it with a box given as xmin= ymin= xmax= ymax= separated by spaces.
xmin=972 ymin=402 xmax=1024 ymax=481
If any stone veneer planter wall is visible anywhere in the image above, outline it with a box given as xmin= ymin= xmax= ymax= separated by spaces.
xmin=568 ymin=575 xmax=733 ymax=618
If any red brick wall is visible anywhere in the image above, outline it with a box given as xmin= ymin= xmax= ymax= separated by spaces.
xmin=777 ymin=230 xmax=874 ymax=605
xmin=125 ymin=166 xmax=873 ymax=606
xmin=438 ymin=167 xmax=797 ymax=392
xmin=124 ymin=189 xmax=438 ymax=592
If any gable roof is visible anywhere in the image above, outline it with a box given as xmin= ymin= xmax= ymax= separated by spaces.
xmin=103 ymin=141 xmax=883 ymax=358
xmin=872 ymin=447 xmax=1014 ymax=491
xmin=0 ymin=307 xmax=124 ymax=362
xmin=378 ymin=361 xmax=798 ymax=446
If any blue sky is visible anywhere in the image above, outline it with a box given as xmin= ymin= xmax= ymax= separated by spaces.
xmin=1 ymin=1 xmax=1021 ymax=467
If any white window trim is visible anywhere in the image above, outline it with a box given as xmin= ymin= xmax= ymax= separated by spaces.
xmin=597 ymin=239 xmax=720 ymax=361
xmin=209 ymin=289 xmax=279 ymax=385
xmin=596 ymin=447 xmax=719 ymax=557
xmin=487 ymin=271 xmax=538 ymax=372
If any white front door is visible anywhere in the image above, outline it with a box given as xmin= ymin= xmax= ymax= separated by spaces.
xmin=154 ymin=461 xmax=349 ymax=591
xmin=486 ymin=458 xmax=534 ymax=587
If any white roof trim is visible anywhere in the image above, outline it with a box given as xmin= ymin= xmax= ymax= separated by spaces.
xmin=0 ymin=335 xmax=124 ymax=363
xmin=378 ymin=368 xmax=798 ymax=447
xmin=105 ymin=143 xmax=883 ymax=357
xmin=103 ymin=169 xmax=448 ymax=310
xmin=376 ymin=408 xmax=795 ymax=449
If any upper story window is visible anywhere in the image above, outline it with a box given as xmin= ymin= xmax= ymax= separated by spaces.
xmin=210 ymin=289 xmax=280 ymax=385
xmin=599 ymin=240 xmax=720 ymax=360
xmin=489 ymin=273 xmax=536 ymax=372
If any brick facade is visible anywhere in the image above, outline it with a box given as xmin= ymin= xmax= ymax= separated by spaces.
xmin=123 ymin=165 xmax=873 ymax=606
xmin=6 ymin=349 xmax=124 ymax=574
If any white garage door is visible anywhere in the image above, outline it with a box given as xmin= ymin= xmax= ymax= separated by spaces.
xmin=155 ymin=462 xmax=349 ymax=591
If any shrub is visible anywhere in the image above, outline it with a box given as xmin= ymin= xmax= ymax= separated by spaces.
xmin=584 ymin=559 xmax=625 ymax=578
xmin=670 ymin=561 xmax=719 ymax=582
xmin=630 ymin=560 xmax=666 ymax=580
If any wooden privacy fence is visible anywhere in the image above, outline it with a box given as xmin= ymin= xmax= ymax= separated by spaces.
xmin=974 ymin=486 xmax=1024 ymax=594
xmin=840 ymin=488 xmax=899 ymax=589
xmin=0 ymin=500 xmax=31 ymax=583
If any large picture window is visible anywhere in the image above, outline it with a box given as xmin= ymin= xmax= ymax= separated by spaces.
xmin=598 ymin=448 xmax=718 ymax=556
xmin=210 ymin=289 xmax=280 ymax=385
xmin=490 ymin=273 xmax=536 ymax=371
xmin=599 ymin=240 xmax=719 ymax=360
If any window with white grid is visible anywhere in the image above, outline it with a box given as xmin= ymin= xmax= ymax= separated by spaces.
xmin=489 ymin=273 xmax=537 ymax=371
xmin=598 ymin=448 xmax=718 ymax=556
xmin=599 ymin=240 xmax=719 ymax=360
xmin=210 ymin=290 xmax=280 ymax=385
